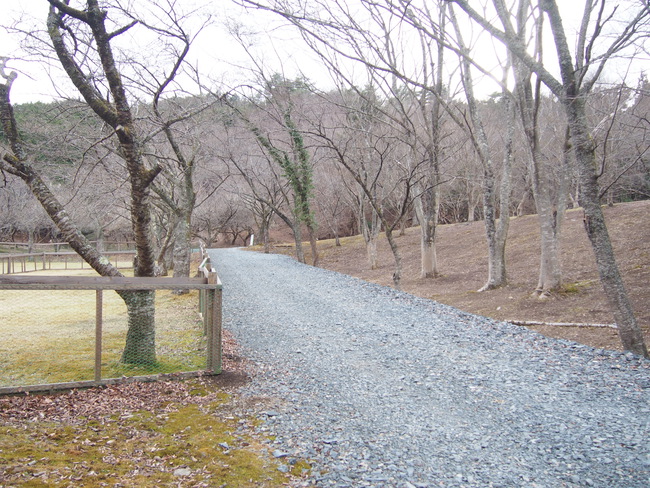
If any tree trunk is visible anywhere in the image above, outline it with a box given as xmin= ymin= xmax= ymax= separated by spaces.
xmin=361 ymin=200 xmax=381 ymax=270
xmin=414 ymin=193 xmax=439 ymax=278
xmin=542 ymin=0 xmax=648 ymax=356
xmin=450 ymin=8 xmax=510 ymax=291
xmin=308 ymin=225 xmax=319 ymax=266
xmin=512 ymin=19 xmax=569 ymax=297
xmin=366 ymin=237 xmax=378 ymax=270
xmin=262 ymin=221 xmax=271 ymax=253
xmin=27 ymin=230 xmax=35 ymax=255
xmin=293 ymin=222 xmax=305 ymax=264
xmin=529 ymin=143 xmax=568 ymax=296
xmin=385 ymin=227 xmax=403 ymax=290
xmin=467 ymin=200 xmax=477 ymax=222
xmin=569 ymin=98 xmax=648 ymax=357
xmin=172 ymin=210 xmax=192 ymax=294
xmin=120 ymin=290 xmax=157 ymax=365
xmin=44 ymin=3 xmax=160 ymax=364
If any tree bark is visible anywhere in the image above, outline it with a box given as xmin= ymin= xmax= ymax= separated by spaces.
xmin=45 ymin=0 xmax=161 ymax=363
xmin=510 ymin=3 xmax=568 ymax=297
xmin=543 ymin=0 xmax=648 ymax=356
xmin=450 ymin=8 xmax=511 ymax=291
xmin=414 ymin=192 xmax=439 ymax=278
xmin=570 ymin=97 xmax=648 ymax=356
xmin=172 ymin=210 xmax=192 ymax=293
xmin=360 ymin=197 xmax=381 ymax=269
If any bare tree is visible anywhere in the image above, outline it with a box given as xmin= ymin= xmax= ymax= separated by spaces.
xmin=1 ymin=0 xmax=211 ymax=363
xmin=447 ymin=5 xmax=515 ymax=291
xmin=223 ymin=77 xmax=320 ymax=265
xmin=313 ymin=87 xmax=416 ymax=289
xmin=450 ymin=0 xmax=649 ymax=356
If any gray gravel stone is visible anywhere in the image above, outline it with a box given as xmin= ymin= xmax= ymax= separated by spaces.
xmin=209 ymin=248 xmax=650 ymax=488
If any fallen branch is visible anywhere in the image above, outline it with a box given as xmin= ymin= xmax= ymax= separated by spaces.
xmin=510 ymin=320 xmax=617 ymax=329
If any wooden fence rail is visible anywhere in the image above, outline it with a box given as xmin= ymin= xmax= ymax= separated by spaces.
xmin=0 ymin=251 xmax=137 ymax=274
xmin=0 ymin=272 xmax=222 ymax=395
xmin=0 ymin=241 xmax=139 ymax=252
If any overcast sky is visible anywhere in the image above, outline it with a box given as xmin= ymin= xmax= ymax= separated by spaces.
xmin=1 ymin=1 xmax=647 ymax=105
xmin=0 ymin=0 xmax=326 ymax=104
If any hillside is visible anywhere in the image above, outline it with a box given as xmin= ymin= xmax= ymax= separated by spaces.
xmin=267 ymin=200 xmax=650 ymax=352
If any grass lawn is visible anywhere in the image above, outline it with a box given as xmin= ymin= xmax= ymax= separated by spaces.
xmin=0 ymin=268 xmax=208 ymax=388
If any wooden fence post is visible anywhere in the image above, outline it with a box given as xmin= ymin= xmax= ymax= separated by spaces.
xmin=205 ymin=270 xmax=222 ymax=373
xmin=95 ymin=290 xmax=103 ymax=382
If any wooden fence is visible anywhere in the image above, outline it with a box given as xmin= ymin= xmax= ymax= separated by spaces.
xmin=0 ymin=250 xmax=136 ymax=274
xmin=0 ymin=269 xmax=222 ymax=395
xmin=0 ymin=241 xmax=136 ymax=252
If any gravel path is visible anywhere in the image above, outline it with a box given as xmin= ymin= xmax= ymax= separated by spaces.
xmin=209 ymin=248 xmax=650 ymax=488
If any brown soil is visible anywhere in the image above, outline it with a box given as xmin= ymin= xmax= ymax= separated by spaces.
xmin=268 ymin=200 xmax=650 ymax=353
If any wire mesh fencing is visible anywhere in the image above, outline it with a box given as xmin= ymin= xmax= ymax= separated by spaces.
xmin=0 ymin=274 xmax=221 ymax=394
xmin=0 ymin=251 xmax=136 ymax=274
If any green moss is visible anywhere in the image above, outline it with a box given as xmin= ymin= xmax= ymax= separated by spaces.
xmin=0 ymin=388 xmax=291 ymax=487
xmin=289 ymin=458 xmax=313 ymax=477
xmin=557 ymin=280 xmax=593 ymax=295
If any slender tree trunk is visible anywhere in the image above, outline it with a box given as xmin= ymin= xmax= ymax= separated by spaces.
xmin=27 ymin=230 xmax=35 ymax=255
xmin=361 ymin=200 xmax=381 ymax=269
xmin=366 ymin=237 xmax=378 ymax=269
xmin=414 ymin=193 xmax=439 ymax=278
xmin=543 ymin=0 xmax=648 ymax=356
xmin=262 ymin=221 xmax=271 ymax=253
xmin=534 ymin=151 xmax=569 ymax=297
xmin=450 ymin=8 xmax=511 ymax=291
xmin=307 ymin=224 xmax=319 ymax=266
xmin=293 ymin=221 xmax=305 ymax=264
xmin=172 ymin=209 xmax=192 ymax=294
xmin=385 ymin=227 xmax=403 ymax=290
xmin=467 ymin=198 xmax=477 ymax=222
xmin=530 ymin=143 xmax=568 ymax=296
xmin=569 ymin=97 xmax=648 ymax=357
xmin=511 ymin=13 xmax=569 ymax=297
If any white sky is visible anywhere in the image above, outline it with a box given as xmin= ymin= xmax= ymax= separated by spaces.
xmin=0 ymin=1 xmax=647 ymax=104
xmin=0 ymin=0 xmax=327 ymax=104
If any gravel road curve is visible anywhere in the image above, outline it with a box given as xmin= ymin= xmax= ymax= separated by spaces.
xmin=209 ymin=248 xmax=650 ymax=488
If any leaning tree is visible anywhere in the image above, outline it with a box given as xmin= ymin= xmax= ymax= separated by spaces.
xmin=1 ymin=0 xmax=208 ymax=364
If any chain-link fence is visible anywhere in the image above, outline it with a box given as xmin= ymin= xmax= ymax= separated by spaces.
xmin=0 ymin=274 xmax=221 ymax=394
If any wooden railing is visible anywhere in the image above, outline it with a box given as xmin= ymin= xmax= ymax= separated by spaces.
xmin=0 ymin=272 xmax=222 ymax=395
xmin=0 ymin=250 xmax=136 ymax=274
xmin=0 ymin=241 xmax=136 ymax=252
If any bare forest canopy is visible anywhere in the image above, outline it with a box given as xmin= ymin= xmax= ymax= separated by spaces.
xmin=1 ymin=80 xmax=648 ymax=246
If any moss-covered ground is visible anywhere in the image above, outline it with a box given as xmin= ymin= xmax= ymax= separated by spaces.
xmin=0 ymin=378 xmax=308 ymax=487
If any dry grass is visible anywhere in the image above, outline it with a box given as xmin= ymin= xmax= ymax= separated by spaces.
xmin=0 ymin=269 xmax=208 ymax=388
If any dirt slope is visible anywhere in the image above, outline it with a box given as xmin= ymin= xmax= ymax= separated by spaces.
xmin=268 ymin=200 xmax=650 ymax=352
